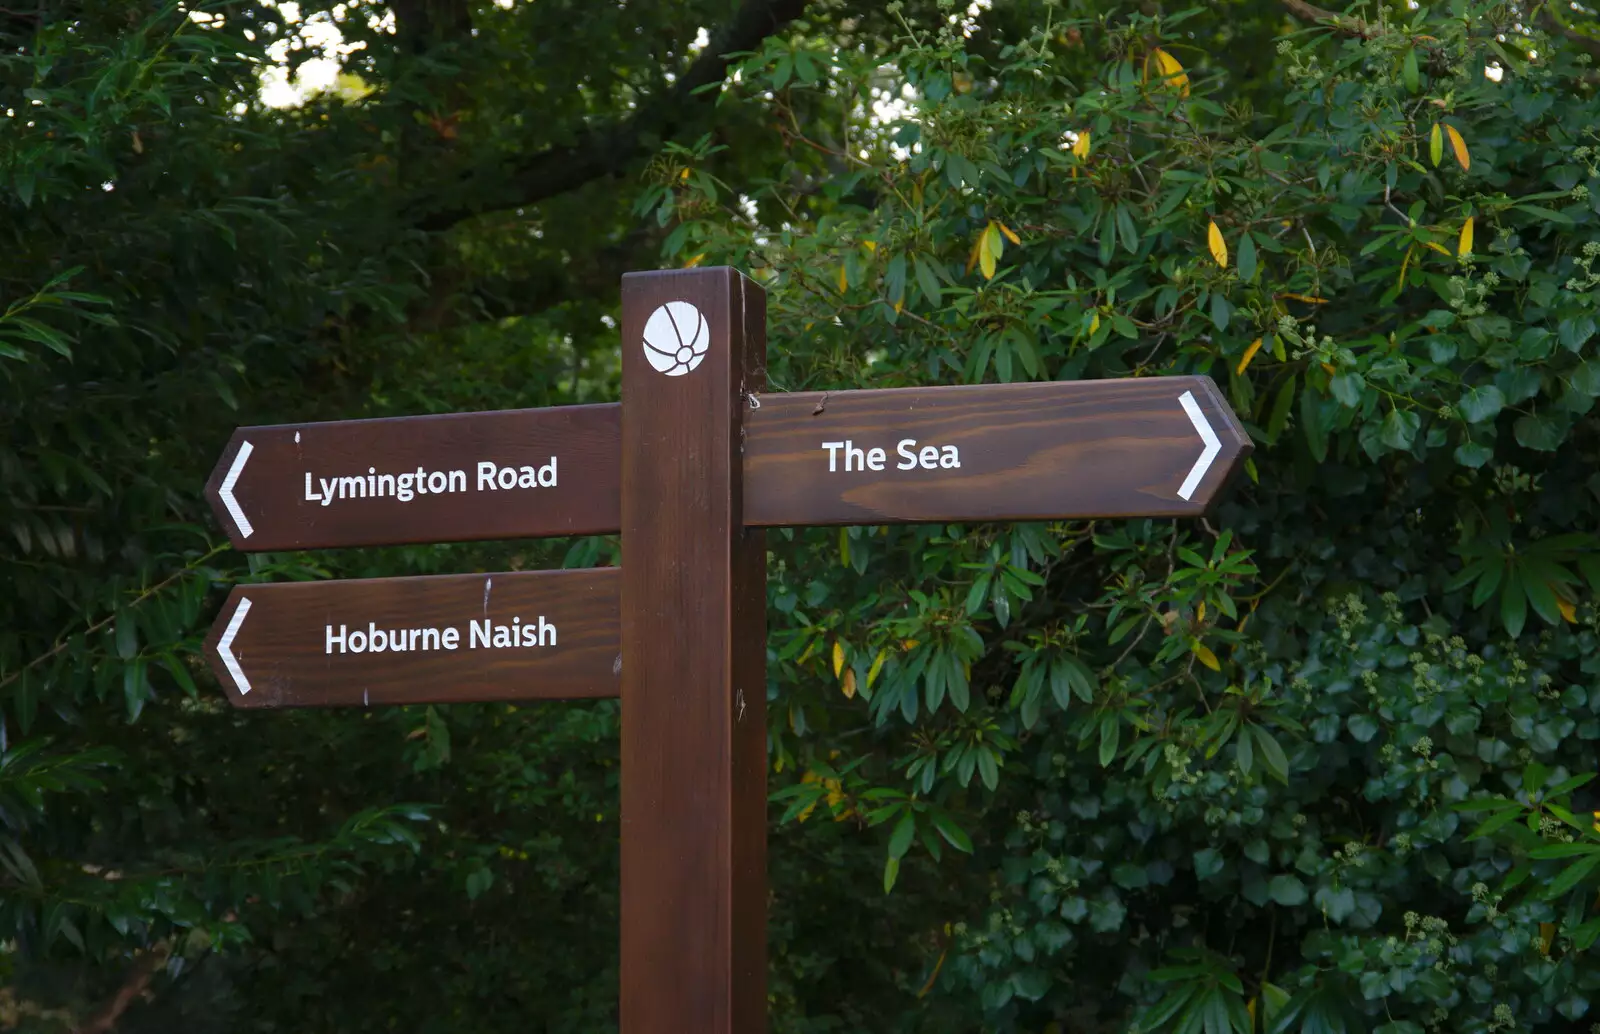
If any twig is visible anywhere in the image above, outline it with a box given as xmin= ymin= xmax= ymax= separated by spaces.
xmin=0 ymin=544 xmax=227 ymax=692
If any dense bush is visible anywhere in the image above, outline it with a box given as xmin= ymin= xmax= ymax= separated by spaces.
xmin=4 ymin=1 xmax=1600 ymax=1031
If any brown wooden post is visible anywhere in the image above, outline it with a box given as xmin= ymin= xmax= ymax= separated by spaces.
xmin=620 ymin=268 xmax=767 ymax=1034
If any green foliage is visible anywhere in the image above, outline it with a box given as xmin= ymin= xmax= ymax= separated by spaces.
xmin=5 ymin=0 xmax=1600 ymax=1031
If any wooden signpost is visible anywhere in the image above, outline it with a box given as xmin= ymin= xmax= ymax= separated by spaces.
xmin=203 ymin=267 xmax=1250 ymax=1034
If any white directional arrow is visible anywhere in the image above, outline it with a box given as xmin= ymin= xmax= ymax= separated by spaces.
xmin=1176 ymin=390 xmax=1222 ymax=501
xmin=219 ymin=440 xmax=255 ymax=539
xmin=217 ymin=596 xmax=253 ymax=695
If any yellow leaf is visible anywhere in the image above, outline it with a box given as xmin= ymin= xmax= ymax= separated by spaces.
xmin=1151 ymin=47 xmax=1190 ymax=97
xmin=1459 ymin=216 xmax=1474 ymax=256
xmin=979 ymin=223 xmax=1000 ymax=280
xmin=1197 ymin=600 xmax=1208 ymax=624
xmin=867 ymin=649 xmax=887 ymax=688
xmin=1279 ymin=292 xmax=1328 ymax=304
xmin=1320 ymin=362 xmax=1336 ymax=375
xmin=894 ymin=299 xmax=904 ymax=314
xmin=1423 ymin=241 xmax=1451 ymax=256
xmin=683 ymin=253 xmax=706 ymax=268
xmin=832 ymin=641 xmax=846 ymax=677
xmin=861 ymin=239 xmax=877 ymax=252
xmin=966 ymin=235 xmax=982 ymax=275
xmin=841 ymin=668 xmax=857 ymax=699
xmin=1558 ymin=597 xmax=1576 ymax=624
xmin=1207 ymin=220 xmax=1227 ymax=267
xmin=1089 ymin=311 xmax=1101 ymax=336
xmin=679 ymin=167 xmax=691 ymax=181
xmin=1444 ymin=123 xmax=1470 ymax=171
xmin=1192 ymin=641 xmax=1221 ymax=672
xmin=1236 ymin=337 xmax=1263 ymax=375
xmin=1540 ymin=921 xmax=1556 ymax=955
xmin=1429 ymin=122 xmax=1443 ymax=167
xmin=1071 ymin=130 xmax=1091 ymax=159
xmin=901 ymin=638 xmax=919 ymax=651
xmin=837 ymin=264 xmax=848 ymax=293
xmin=998 ymin=221 xmax=1021 ymax=245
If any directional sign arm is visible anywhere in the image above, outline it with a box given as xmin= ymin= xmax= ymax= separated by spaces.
xmin=203 ymin=571 xmax=621 ymax=709
xmin=742 ymin=376 xmax=1250 ymax=525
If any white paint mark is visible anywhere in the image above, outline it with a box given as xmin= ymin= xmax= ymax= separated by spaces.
xmin=612 ymin=654 xmax=622 ymax=676
xmin=1177 ymin=391 xmax=1222 ymax=501
xmin=218 ymin=597 xmax=252 ymax=695
xmin=294 ymin=431 xmax=301 ymax=443
xmin=736 ymin=688 xmax=747 ymax=722
xmin=641 ymin=300 xmax=709 ymax=376
xmin=364 ymin=688 xmax=369 ymax=707
xmin=483 ymin=577 xmax=492 ymax=615
xmin=219 ymin=441 xmax=255 ymax=538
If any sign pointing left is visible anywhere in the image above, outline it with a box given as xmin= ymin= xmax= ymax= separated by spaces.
xmin=204 ymin=568 xmax=621 ymax=708
xmin=203 ymin=405 xmax=622 ymax=551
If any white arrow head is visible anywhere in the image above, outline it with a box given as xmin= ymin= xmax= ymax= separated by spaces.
xmin=1177 ymin=390 xmax=1222 ymax=502
xmin=218 ymin=596 xmax=253 ymax=695
xmin=219 ymin=440 xmax=255 ymax=539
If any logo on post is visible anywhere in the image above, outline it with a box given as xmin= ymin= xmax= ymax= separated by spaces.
xmin=641 ymin=301 xmax=709 ymax=377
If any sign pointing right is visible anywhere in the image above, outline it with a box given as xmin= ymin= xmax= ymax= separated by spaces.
xmin=741 ymin=376 xmax=1249 ymax=527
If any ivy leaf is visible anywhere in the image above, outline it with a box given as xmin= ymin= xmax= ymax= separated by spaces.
xmin=1458 ymin=384 xmax=1504 ymax=423
xmin=1380 ymin=409 xmax=1419 ymax=450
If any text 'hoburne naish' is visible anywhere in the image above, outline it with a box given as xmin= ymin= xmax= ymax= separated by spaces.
xmin=303 ymin=458 xmax=558 ymax=506
xmin=324 ymin=616 xmax=558 ymax=654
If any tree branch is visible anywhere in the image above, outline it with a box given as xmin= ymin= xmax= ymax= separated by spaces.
xmin=73 ymin=942 xmax=171 ymax=1034
xmin=1277 ymin=0 xmax=1380 ymax=37
xmin=414 ymin=0 xmax=810 ymax=233
xmin=1537 ymin=6 xmax=1600 ymax=64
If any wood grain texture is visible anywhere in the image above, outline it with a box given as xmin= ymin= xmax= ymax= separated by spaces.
xmin=743 ymin=376 xmax=1250 ymax=525
xmin=203 ymin=569 xmax=620 ymax=708
xmin=204 ymin=405 xmax=621 ymax=551
xmin=620 ymin=268 xmax=767 ymax=1034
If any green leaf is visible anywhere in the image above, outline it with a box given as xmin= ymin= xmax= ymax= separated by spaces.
xmin=1329 ymin=372 xmax=1365 ymax=408
xmin=1514 ymin=412 xmax=1564 ymax=451
xmin=1379 ymin=408 xmax=1419 ymax=450
xmin=1252 ymin=726 xmax=1290 ymax=784
xmin=1236 ymin=231 xmax=1258 ymax=282
xmin=1458 ymin=384 xmax=1504 ymax=423
xmin=1268 ymin=874 xmax=1307 ymax=906
xmin=888 ymin=811 xmax=915 ymax=859
xmin=930 ymin=811 xmax=973 ymax=853
xmin=1402 ymin=47 xmax=1420 ymax=92
xmin=882 ymin=854 xmax=900 ymax=893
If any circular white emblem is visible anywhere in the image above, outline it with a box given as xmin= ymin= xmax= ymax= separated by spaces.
xmin=641 ymin=300 xmax=709 ymax=376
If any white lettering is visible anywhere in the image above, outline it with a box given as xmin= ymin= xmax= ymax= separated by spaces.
xmin=518 ymin=465 xmax=537 ymax=488
xmin=867 ymin=447 xmax=886 ymax=471
xmin=919 ymin=445 xmax=939 ymax=469
xmin=305 ymin=473 xmax=323 ymax=505
xmin=478 ymin=461 xmax=496 ymax=491
xmin=940 ymin=445 xmax=961 ymax=469
xmin=822 ymin=442 xmax=844 ymax=471
xmin=348 ymin=629 xmax=367 ymax=652
xmin=470 ymin=618 xmax=491 ymax=648
xmin=442 ymin=627 xmax=459 ymax=649
xmin=427 ymin=470 xmax=447 ymax=493
xmin=539 ymin=457 xmax=557 ymax=487
xmin=897 ymin=439 xmax=917 ymax=470
xmin=326 ymin=624 xmax=346 ymax=654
